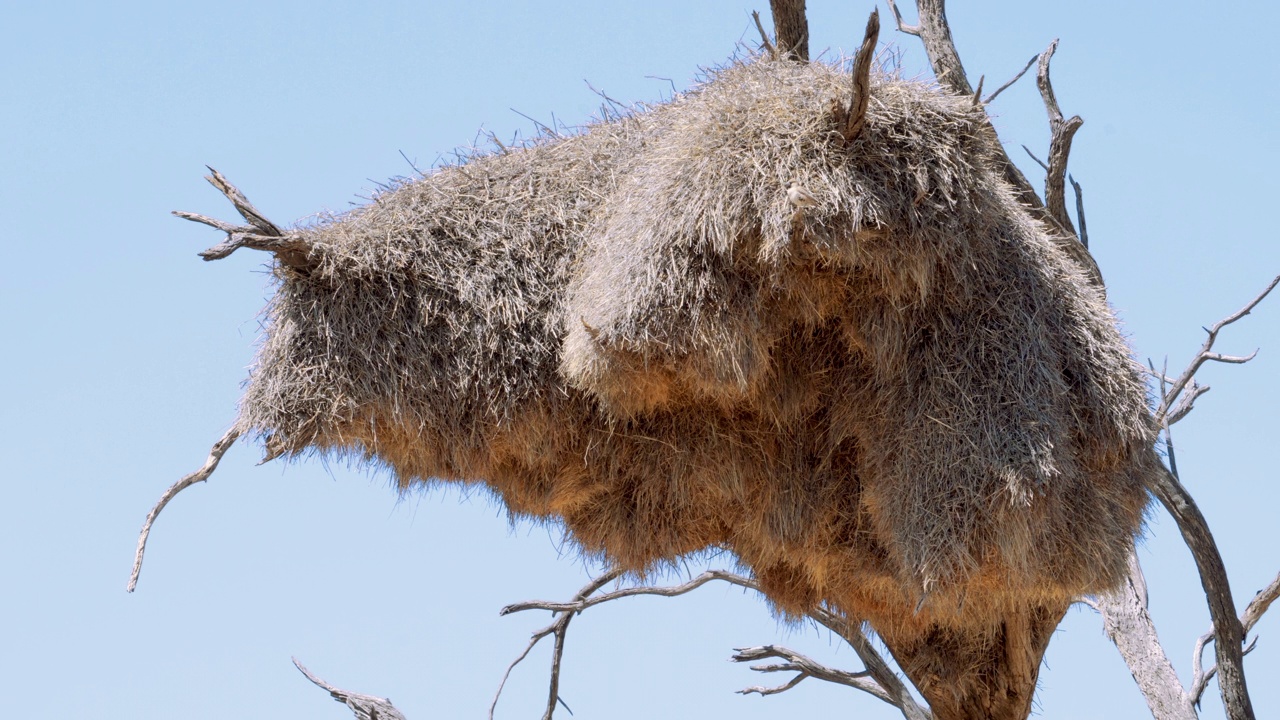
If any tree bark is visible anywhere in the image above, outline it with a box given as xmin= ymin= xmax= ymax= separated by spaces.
xmin=768 ymin=0 xmax=809 ymax=61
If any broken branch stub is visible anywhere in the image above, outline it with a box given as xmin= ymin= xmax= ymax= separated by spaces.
xmin=842 ymin=9 xmax=881 ymax=145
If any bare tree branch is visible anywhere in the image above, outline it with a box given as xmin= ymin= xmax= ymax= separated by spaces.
xmin=768 ymin=0 xmax=809 ymax=61
xmin=842 ymin=9 xmax=881 ymax=144
xmin=1021 ymin=145 xmax=1049 ymax=172
xmin=884 ymin=0 xmax=920 ymax=36
xmin=1191 ymin=572 xmax=1280 ymax=705
xmin=806 ymin=607 xmax=932 ymax=720
xmin=983 ymin=54 xmax=1037 ymax=105
xmin=128 ymin=427 xmax=239 ymax=592
xmin=502 ymin=570 xmax=929 ymax=719
xmin=174 ymin=169 xmax=313 ymax=270
xmin=293 ymin=657 xmax=408 ymax=720
xmin=1149 ymin=460 xmax=1255 ymax=719
xmin=751 ymin=10 xmax=777 ymax=60
xmin=1035 ymin=40 xmax=1084 ymax=235
xmin=491 ymin=569 xmax=625 ymax=720
xmin=884 ymin=0 xmax=1103 ymax=288
xmin=1093 ymin=552 xmax=1195 ymax=720
xmin=1154 ymin=274 xmax=1280 ymax=425
xmin=731 ymin=644 xmax=875 ymax=697
xmin=500 ymin=569 xmax=753 ymax=616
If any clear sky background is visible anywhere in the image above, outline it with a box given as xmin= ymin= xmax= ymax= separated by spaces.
xmin=1 ymin=1 xmax=1276 ymax=718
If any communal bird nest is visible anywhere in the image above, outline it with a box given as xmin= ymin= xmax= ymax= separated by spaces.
xmin=148 ymin=50 xmax=1159 ymax=638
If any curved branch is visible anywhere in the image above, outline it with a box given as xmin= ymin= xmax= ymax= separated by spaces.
xmin=1149 ymin=462 xmax=1255 ymax=719
xmin=842 ymin=9 xmax=881 ymax=144
xmin=293 ymin=657 xmax=408 ymax=720
xmin=1191 ymin=571 xmax=1280 ymax=705
xmin=732 ymin=644 xmax=877 ymax=698
xmin=127 ymin=427 xmax=240 ymax=592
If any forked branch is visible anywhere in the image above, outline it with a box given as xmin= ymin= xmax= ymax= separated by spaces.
xmin=1191 ymin=571 xmax=1280 ymax=704
xmin=1154 ymin=274 xmax=1280 ymax=425
xmin=499 ymin=570 xmax=927 ymax=719
xmin=1139 ymin=276 xmax=1280 ymax=720
xmin=1035 ymin=40 xmax=1083 ymax=236
xmin=732 ymin=644 xmax=874 ymax=697
xmin=174 ymin=167 xmax=313 ymax=270
xmin=491 ymin=570 xmax=624 ymax=720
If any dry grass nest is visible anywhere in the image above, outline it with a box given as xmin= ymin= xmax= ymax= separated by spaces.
xmin=232 ymin=55 xmax=1158 ymax=635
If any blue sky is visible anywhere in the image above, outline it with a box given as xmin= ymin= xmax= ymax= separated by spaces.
xmin=1 ymin=2 xmax=1276 ymax=718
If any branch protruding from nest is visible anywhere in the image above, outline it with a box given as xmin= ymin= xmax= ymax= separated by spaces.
xmin=173 ymin=167 xmax=313 ymax=270
xmin=1035 ymin=40 xmax=1083 ymax=237
xmin=842 ymin=9 xmax=881 ymax=144
xmin=127 ymin=427 xmax=239 ymax=592
xmin=293 ymin=657 xmax=408 ymax=720
xmin=751 ymin=10 xmax=777 ymax=60
xmin=983 ymin=54 xmax=1037 ymax=105
xmin=768 ymin=0 xmax=809 ymax=61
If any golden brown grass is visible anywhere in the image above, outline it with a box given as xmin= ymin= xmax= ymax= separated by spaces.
xmin=234 ymin=55 xmax=1157 ymax=636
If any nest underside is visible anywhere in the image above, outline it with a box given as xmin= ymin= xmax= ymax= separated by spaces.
xmin=235 ymin=58 xmax=1157 ymax=635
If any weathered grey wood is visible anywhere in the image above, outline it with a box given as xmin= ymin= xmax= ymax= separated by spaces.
xmin=294 ymin=658 xmax=408 ymax=720
xmin=1095 ymin=552 xmax=1196 ymax=720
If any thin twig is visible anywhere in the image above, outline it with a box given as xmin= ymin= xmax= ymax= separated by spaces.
xmin=1021 ymin=145 xmax=1049 ymax=172
xmin=174 ymin=169 xmax=313 ymax=270
xmin=807 ymin=607 xmax=932 ymax=719
xmin=1068 ymin=174 xmax=1088 ymax=249
xmin=983 ymin=54 xmax=1037 ymax=104
xmin=128 ymin=428 xmax=239 ymax=592
xmin=500 ymin=570 xmax=753 ymax=615
xmin=491 ymin=570 xmax=624 ymax=720
xmin=751 ymin=10 xmax=777 ymax=60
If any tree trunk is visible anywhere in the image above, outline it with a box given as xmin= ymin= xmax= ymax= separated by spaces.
xmin=880 ymin=601 xmax=1069 ymax=720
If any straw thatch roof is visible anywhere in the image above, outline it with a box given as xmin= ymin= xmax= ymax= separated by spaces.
xmin=228 ymin=55 xmax=1157 ymax=635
